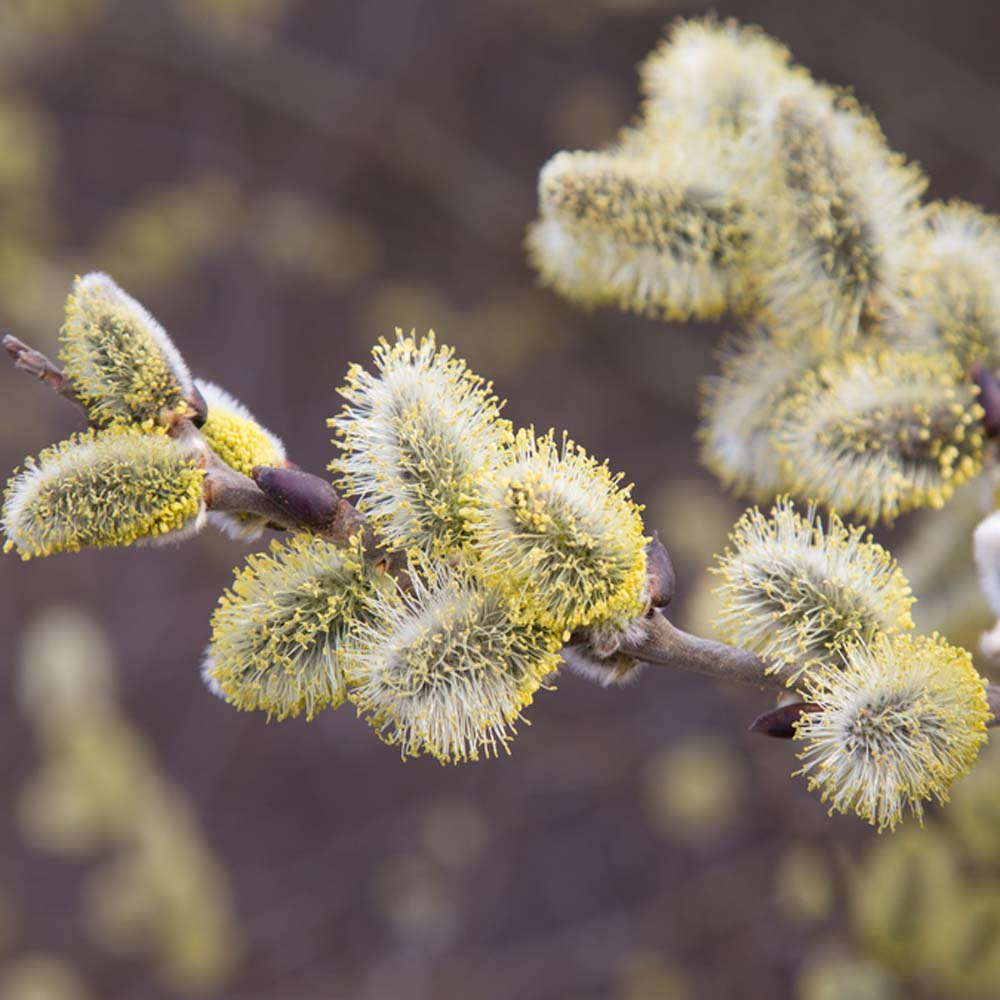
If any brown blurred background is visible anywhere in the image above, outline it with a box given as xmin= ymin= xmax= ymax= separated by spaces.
xmin=2 ymin=1 xmax=1000 ymax=998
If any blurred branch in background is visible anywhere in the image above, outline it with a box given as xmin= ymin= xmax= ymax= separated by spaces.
xmin=103 ymin=0 xmax=527 ymax=246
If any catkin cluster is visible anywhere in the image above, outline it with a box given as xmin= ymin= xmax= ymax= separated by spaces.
xmin=204 ymin=329 xmax=650 ymax=761
xmin=715 ymin=498 xmax=989 ymax=831
xmin=529 ymin=16 xmax=998 ymax=829
xmin=1 ymin=275 xmax=653 ymax=763
xmin=530 ymin=16 xmax=993 ymax=525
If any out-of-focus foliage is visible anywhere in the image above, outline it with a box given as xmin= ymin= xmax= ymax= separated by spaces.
xmin=641 ymin=738 xmax=744 ymax=845
xmin=15 ymin=607 xmax=243 ymax=996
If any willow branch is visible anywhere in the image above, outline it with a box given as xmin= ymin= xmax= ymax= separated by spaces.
xmin=2 ymin=334 xmax=376 ymax=545
xmin=6 ymin=330 xmax=1000 ymax=723
xmin=617 ymin=609 xmax=1000 ymax=730
xmin=618 ymin=610 xmax=799 ymax=689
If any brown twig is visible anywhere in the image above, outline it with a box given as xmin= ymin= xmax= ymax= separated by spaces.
xmin=2 ymin=335 xmax=88 ymax=415
xmin=619 ymin=611 xmax=800 ymax=689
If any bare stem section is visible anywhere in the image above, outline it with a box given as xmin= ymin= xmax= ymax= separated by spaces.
xmin=620 ymin=611 xmax=798 ymax=688
xmin=3 ymin=335 xmax=88 ymax=415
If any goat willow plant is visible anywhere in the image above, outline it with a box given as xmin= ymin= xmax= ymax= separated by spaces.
xmin=4 ymin=18 xmax=1000 ymax=833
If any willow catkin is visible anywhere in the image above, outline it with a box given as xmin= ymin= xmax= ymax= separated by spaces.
xmin=795 ymin=633 xmax=989 ymax=832
xmin=890 ymin=200 xmax=1000 ymax=370
xmin=712 ymin=497 xmax=914 ymax=679
xmin=346 ymin=565 xmax=562 ymax=763
xmin=698 ymin=326 xmax=828 ymax=500
xmin=472 ymin=428 xmax=648 ymax=639
xmin=59 ymin=272 xmax=194 ymax=428
xmin=196 ymin=379 xmax=287 ymax=540
xmin=640 ymin=15 xmax=799 ymax=137
xmin=204 ymin=534 xmax=379 ymax=721
xmin=774 ymin=350 xmax=984 ymax=524
xmin=2 ymin=427 xmax=205 ymax=558
xmin=527 ymin=148 xmax=754 ymax=320
xmin=743 ymin=85 xmax=926 ymax=340
xmin=330 ymin=330 xmax=511 ymax=565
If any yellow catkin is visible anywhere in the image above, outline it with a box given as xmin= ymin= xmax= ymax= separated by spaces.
xmin=473 ymin=428 xmax=648 ymax=638
xmin=698 ymin=326 xmax=829 ymax=500
xmin=774 ymin=350 xmax=984 ymax=524
xmin=528 ymin=149 xmax=753 ymax=320
xmin=2 ymin=427 xmax=205 ymax=559
xmin=640 ymin=16 xmax=798 ymax=137
xmin=197 ymin=380 xmax=285 ymax=478
xmin=345 ymin=565 xmax=562 ymax=763
xmin=746 ymin=86 xmax=926 ymax=340
xmin=59 ymin=272 xmax=194 ymax=427
xmin=891 ymin=200 xmax=1000 ymax=371
xmin=196 ymin=379 xmax=287 ymax=541
xmin=712 ymin=497 xmax=914 ymax=679
xmin=330 ymin=330 xmax=512 ymax=565
xmin=795 ymin=633 xmax=990 ymax=832
xmin=205 ymin=534 xmax=378 ymax=721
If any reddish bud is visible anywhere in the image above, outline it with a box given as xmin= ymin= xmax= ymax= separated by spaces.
xmin=645 ymin=532 xmax=675 ymax=609
xmin=748 ymin=701 xmax=821 ymax=739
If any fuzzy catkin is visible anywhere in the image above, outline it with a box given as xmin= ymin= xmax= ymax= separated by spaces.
xmin=891 ymin=201 xmax=1000 ymax=371
xmin=205 ymin=534 xmax=380 ymax=721
xmin=59 ymin=272 xmax=194 ymax=428
xmin=528 ymin=149 xmax=753 ymax=320
xmin=640 ymin=16 xmax=799 ymax=137
xmin=196 ymin=379 xmax=287 ymax=541
xmin=795 ymin=633 xmax=990 ymax=832
xmin=330 ymin=330 xmax=511 ymax=565
xmin=712 ymin=497 xmax=914 ymax=679
xmin=346 ymin=565 xmax=562 ymax=763
xmin=2 ymin=427 xmax=205 ymax=559
xmin=473 ymin=428 xmax=648 ymax=638
xmin=698 ymin=326 xmax=827 ymax=500
xmin=773 ymin=350 xmax=984 ymax=524
xmin=744 ymin=87 xmax=926 ymax=339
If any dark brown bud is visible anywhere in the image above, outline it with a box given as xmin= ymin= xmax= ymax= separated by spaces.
xmin=185 ymin=382 xmax=208 ymax=427
xmin=253 ymin=466 xmax=341 ymax=530
xmin=645 ymin=532 xmax=675 ymax=609
xmin=972 ymin=362 xmax=1000 ymax=437
xmin=748 ymin=701 xmax=821 ymax=739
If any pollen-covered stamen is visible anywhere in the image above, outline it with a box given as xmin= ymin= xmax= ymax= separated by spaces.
xmin=330 ymin=330 xmax=511 ymax=564
xmin=528 ymin=150 xmax=753 ymax=320
xmin=346 ymin=566 xmax=562 ymax=763
xmin=205 ymin=534 xmax=380 ymax=721
xmin=774 ymin=350 xmax=984 ymax=524
xmin=473 ymin=429 xmax=648 ymax=637
xmin=712 ymin=497 xmax=914 ymax=680
xmin=2 ymin=427 xmax=206 ymax=559
xmin=59 ymin=272 xmax=194 ymax=428
xmin=794 ymin=633 xmax=990 ymax=832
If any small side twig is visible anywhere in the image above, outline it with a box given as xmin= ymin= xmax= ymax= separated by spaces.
xmin=3 ymin=335 xmax=87 ymax=416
